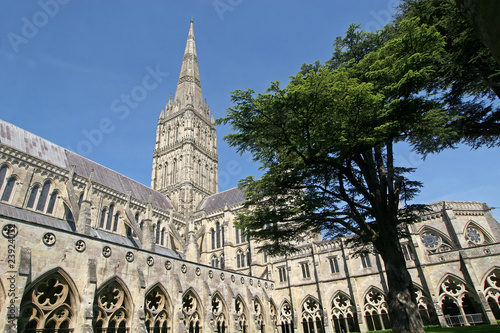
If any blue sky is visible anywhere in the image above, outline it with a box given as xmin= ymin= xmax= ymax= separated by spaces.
xmin=1 ymin=1 xmax=498 ymax=217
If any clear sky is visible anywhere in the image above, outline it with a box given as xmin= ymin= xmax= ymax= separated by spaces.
xmin=1 ymin=1 xmax=498 ymax=217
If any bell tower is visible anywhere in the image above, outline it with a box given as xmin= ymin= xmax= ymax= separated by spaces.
xmin=151 ymin=19 xmax=218 ymax=215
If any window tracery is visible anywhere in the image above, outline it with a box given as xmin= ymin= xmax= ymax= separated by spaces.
xmin=19 ymin=273 xmax=75 ymax=332
xmin=331 ymin=292 xmax=356 ymax=333
xmin=254 ymin=298 xmax=264 ymax=332
xmin=93 ymin=281 xmax=130 ymax=333
xmin=484 ymin=269 xmax=500 ymax=319
xmin=235 ymin=297 xmax=248 ymax=333
xmin=145 ymin=286 xmax=171 ymax=333
xmin=211 ymin=293 xmax=227 ymax=333
xmin=183 ymin=291 xmax=202 ymax=333
xmin=301 ymin=297 xmax=323 ymax=333
xmin=363 ymin=288 xmax=390 ymax=331
xmin=279 ymin=300 xmax=293 ymax=333
xmin=420 ymin=230 xmax=453 ymax=253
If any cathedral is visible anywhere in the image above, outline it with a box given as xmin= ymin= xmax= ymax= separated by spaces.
xmin=1 ymin=20 xmax=500 ymax=333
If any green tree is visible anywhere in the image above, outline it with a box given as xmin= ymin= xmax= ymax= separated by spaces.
xmin=399 ymin=0 xmax=500 ymax=150
xmin=219 ymin=19 xmax=448 ymax=333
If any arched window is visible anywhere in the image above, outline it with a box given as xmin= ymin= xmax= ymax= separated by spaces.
xmin=0 ymin=165 xmax=7 ymax=189
xmin=112 ymin=213 xmax=120 ymax=232
xmin=210 ymin=228 xmax=215 ymax=250
xmin=45 ymin=191 xmax=58 ymax=215
xmin=36 ymin=182 xmax=51 ymax=211
xmin=164 ymin=163 xmax=168 ymax=187
xmin=216 ymin=222 xmax=221 ymax=248
xmin=106 ymin=204 xmax=115 ymax=230
xmin=26 ymin=185 xmax=40 ymax=209
xmin=182 ymin=290 xmax=202 ymax=333
xmin=198 ymin=161 xmax=202 ymax=185
xmin=301 ymin=297 xmax=323 ymax=333
xmin=212 ymin=293 xmax=227 ymax=333
xmin=280 ymin=301 xmax=294 ymax=333
xmin=18 ymin=271 xmax=76 ymax=332
xmin=205 ymin=165 xmax=209 ymax=188
xmin=156 ymin=221 xmax=162 ymax=244
xmin=172 ymin=160 xmax=177 ymax=184
xmin=161 ymin=228 xmax=166 ymax=246
xmin=220 ymin=254 xmax=225 ymax=269
xmin=212 ymin=254 xmax=219 ymax=268
xmin=93 ymin=280 xmax=131 ymax=332
xmin=1 ymin=176 xmax=17 ymax=203
xmin=246 ymin=248 xmax=251 ymax=267
xmin=235 ymin=297 xmax=248 ymax=333
xmin=99 ymin=208 xmax=107 ymax=228
xmin=145 ymin=285 xmax=171 ymax=333
xmin=237 ymin=249 xmax=246 ymax=268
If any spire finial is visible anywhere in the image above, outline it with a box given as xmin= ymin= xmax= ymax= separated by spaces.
xmin=190 ymin=16 xmax=193 ymax=23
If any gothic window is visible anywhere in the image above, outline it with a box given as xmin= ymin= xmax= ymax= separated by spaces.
xmin=220 ymin=254 xmax=225 ymax=269
xmin=106 ymin=204 xmax=115 ymax=230
xmin=0 ymin=176 xmax=17 ymax=203
xmin=45 ymin=191 xmax=58 ymax=214
xmin=175 ymin=125 xmax=179 ymax=141
xmin=301 ymin=297 xmax=323 ymax=333
xmin=414 ymin=287 xmax=437 ymax=326
xmin=197 ymin=161 xmax=201 ymax=186
xmin=301 ymin=262 xmax=311 ymax=279
xmin=216 ymin=222 xmax=221 ymax=248
xmin=112 ymin=213 xmax=120 ymax=232
xmin=401 ymin=243 xmax=415 ymax=261
xmin=156 ymin=221 xmax=162 ymax=244
xmin=278 ymin=267 xmax=287 ymax=283
xmin=263 ymin=250 xmax=268 ymax=263
xmin=235 ymin=228 xmax=246 ymax=244
xmin=237 ymin=249 xmax=245 ymax=268
xmin=172 ymin=160 xmax=177 ymax=184
xmin=211 ymin=293 xmax=227 ymax=333
xmin=18 ymin=272 xmax=75 ymax=332
xmin=182 ymin=290 xmax=202 ymax=333
xmin=0 ymin=165 xmax=7 ymax=189
xmin=331 ymin=292 xmax=357 ymax=333
xmin=420 ymin=230 xmax=453 ymax=253
xmin=26 ymin=184 xmax=40 ymax=209
xmin=329 ymin=257 xmax=340 ymax=274
xmin=211 ymin=254 xmax=219 ymax=268
xmin=164 ymin=163 xmax=168 ymax=187
xmin=254 ymin=298 xmax=264 ymax=333
xmin=99 ymin=208 xmax=107 ymax=228
xmin=235 ymin=297 xmax=248 ymax=333
xmin=210 ymin=228 xmax=215 ymax=250
xmin=93 ymin=280 xmax=131 ymax=333
xmin=438 ymin=275 xmax=482 ymax=324
xmin=161 ymin=228 xmax=166 ymax=246
xmin=270 ymin=301 xmax=278 ymax=330
xmin=279 ymin=300 xmax=293 ymax=333
xmin=246 ymin=248 xmax=251 ymax=267
xmin=364 ymin=288 xmax=390 ymax=331
xmin=361 ymin=254 xmax=371 ymax=268
xmin=484 ymin=269 xmax=500 ymax=319
xmin=36 ymin=181 xmax=51 ymax=212
xmin=145 ymin=285 xmax=171 ymax=333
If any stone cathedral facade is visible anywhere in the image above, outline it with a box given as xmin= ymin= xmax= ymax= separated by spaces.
xmin=0 ymin=20 xmax=500 ymax=333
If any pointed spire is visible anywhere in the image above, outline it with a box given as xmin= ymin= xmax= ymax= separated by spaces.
xmin=174 ymin=19 xmax=203 ymax=109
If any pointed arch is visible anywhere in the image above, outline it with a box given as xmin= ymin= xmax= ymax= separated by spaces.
xmin=330 ymin=290 xmax=357 ymax=333
xmin=145 ymin=283 xmax=172 ymax=333
xmin=300 ymin=295 xmax=323 ymax=333
xmin=363 ymin=286 xmax=390 ymax=331
xmin=253 ymin=296 xmax=265 ymax=333
xmin=278 ymin=299 xmax=293 ymax=333
xmin=482 ymin=267 xmax=500 ymax=319
xmin=418 ymin=226 xmax=456 ymax=254
xmin=93 ymin=277 xmax=133 ymax=333
xmin=18 ymin=268 xmax=78 ymax=332
xmin=464 ymin=220 xmax=494 ymax=246
xmin=182 ymin=288 xmax=203 ymax=333
xmin=211 ymin=291 xmax=228 ymax=333
xmin=269 ymin=299 xmax=278 ymax=329
xmin=235 ymin=295 xmax=249 ymax=333
xmin=412 ymin=284 xmax=438 ymax=326
xmin=437 ymin=274 xmax=482 ymax=324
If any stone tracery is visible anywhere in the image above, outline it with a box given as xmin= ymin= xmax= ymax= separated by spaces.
xmin=145 ymin=285 xmax=171 ymax=332
xmin=331 ymin=292 xmax=356 ymax=332
xmin=484 ymin=269 xmax=500 ymax=319
xmin=93 ymin=280 xmax=131 ymax=333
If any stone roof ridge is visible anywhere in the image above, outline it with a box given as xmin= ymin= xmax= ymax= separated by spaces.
xmin=427 ymin=200 xmax=486 ymax=212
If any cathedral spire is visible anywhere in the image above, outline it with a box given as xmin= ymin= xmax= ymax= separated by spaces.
xmin=174 ymin=19 xmax=203 ymax=109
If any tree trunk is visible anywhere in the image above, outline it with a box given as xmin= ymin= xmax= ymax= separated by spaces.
xmin=375 ymin=231 xmax=425 ymax=333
